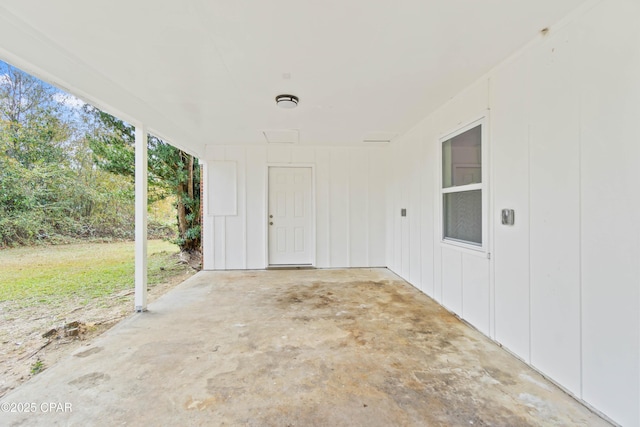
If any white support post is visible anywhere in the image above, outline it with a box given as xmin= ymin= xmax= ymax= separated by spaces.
xmin=134 ymin=125 xmax=148 ymax=312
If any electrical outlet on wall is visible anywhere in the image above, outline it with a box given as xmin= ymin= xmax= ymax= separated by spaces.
xmin=501 ymin=209 xmax=515 ymax=225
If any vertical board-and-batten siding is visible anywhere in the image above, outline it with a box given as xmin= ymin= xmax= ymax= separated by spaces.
xmin=386 ymin=1 xmax=640 ymax=426
xmin=202 ymin=145 xmax=387 ymax=271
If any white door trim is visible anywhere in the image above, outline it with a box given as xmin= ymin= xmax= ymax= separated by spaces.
xmin=265 ymin=163 xmax=316 ymax=267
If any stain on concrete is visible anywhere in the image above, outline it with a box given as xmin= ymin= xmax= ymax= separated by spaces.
xmin=183 ymin=273 xmax=607 ymax=426
xmin=485 ymin=366 xmax=518 ymax=386
xmin=3 ymin=269 xmax=611 ymax=426
xmin=73 ymin=347 xmax=103 ymax=358
xmin=68 ymin=372 xmax=110 ymax=389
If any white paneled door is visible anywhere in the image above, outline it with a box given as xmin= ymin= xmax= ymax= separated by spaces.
xmin=268 ymin=167 xmax=314 ymax=266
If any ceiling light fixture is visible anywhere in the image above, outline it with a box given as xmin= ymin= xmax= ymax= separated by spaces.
xmin=275 ymin=94 xmax=299 ymax=109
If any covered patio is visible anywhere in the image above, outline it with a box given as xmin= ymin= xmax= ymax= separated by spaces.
xmin=0 ymin=0 xmax=638 ymax=425
xmin=4 ymin=269 xmax=608 ymax=426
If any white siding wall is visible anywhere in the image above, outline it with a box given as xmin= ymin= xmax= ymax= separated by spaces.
xmin=385 ymin=1 xmax=640 ymax=425
xmin=200 ymin=1 xmax=639 ymax=424
xmin=202 ymin=145 xmax=387 ymax=270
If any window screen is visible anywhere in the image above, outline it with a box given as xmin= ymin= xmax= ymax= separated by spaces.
xmin=442 ymin=124 xmax=483 ymax=247
xmin=443 ymin=190 xmax=482 ymax=245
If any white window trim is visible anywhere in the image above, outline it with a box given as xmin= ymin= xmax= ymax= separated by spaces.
xmin=439 ymin=115 xmax=489 ymax=255
xmin=442 ymin=183 xmax=482 ymax=194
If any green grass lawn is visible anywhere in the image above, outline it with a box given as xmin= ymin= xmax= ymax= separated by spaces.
xmin=0 ymin=240 xmax=183 ymax=306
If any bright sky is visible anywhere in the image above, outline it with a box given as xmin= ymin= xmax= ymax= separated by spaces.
xmin=0 ymin=59 xmax=84 ymax=111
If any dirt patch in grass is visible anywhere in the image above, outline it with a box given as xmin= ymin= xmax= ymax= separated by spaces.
xmin=0 ymin=240 xmax=198 ymax=398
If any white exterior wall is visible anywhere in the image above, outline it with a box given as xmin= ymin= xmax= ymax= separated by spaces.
xmin=202 ymin=145 xmax=387 ymax=270
xmin=386 ymin=0 xmax=640 ymax=425
xmin=200 ymin=1 xmax=639 ymax=424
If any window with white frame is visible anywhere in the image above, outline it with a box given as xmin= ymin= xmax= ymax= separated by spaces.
xmin=441 ymin=120 xmax=484 ymax=248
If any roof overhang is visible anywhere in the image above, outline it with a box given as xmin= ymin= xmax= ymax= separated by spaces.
xmin=0 ymin=0 xmax=586 ymax=158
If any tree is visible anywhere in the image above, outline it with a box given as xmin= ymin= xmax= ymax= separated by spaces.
xmin=0 ymin=65 xmax=69 ymax=169
xmin=85 ymin=107 xmax=201 ymax=253
xmin=0 ymin=64 xmax=74 ymax=244
xmin=0 ymin=63 xmax=136 ymax=246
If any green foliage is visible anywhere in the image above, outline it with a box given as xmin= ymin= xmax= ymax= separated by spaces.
xmin=0 ymin=67 xmax=69 ymax=169
xmin=30 ymin=359 xmax=45 ymax=375
xmin=0 ymin=62 xmax=178 ymax=247
xmin=86 ymin=107 xmax=201 ymax=252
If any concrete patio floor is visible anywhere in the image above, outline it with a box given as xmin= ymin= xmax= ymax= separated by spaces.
xmin=2 ymin=268 xmax=610 ymax=426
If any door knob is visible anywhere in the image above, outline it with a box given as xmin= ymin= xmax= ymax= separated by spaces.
xmin=269 ymin=222 xmax=273 ymax=226
xmin=269 ymin=215 xmax=273 ymax=218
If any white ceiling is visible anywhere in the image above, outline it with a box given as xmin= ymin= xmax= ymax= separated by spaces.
xmin=0 ymin=0 xmax=585 ymax=157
